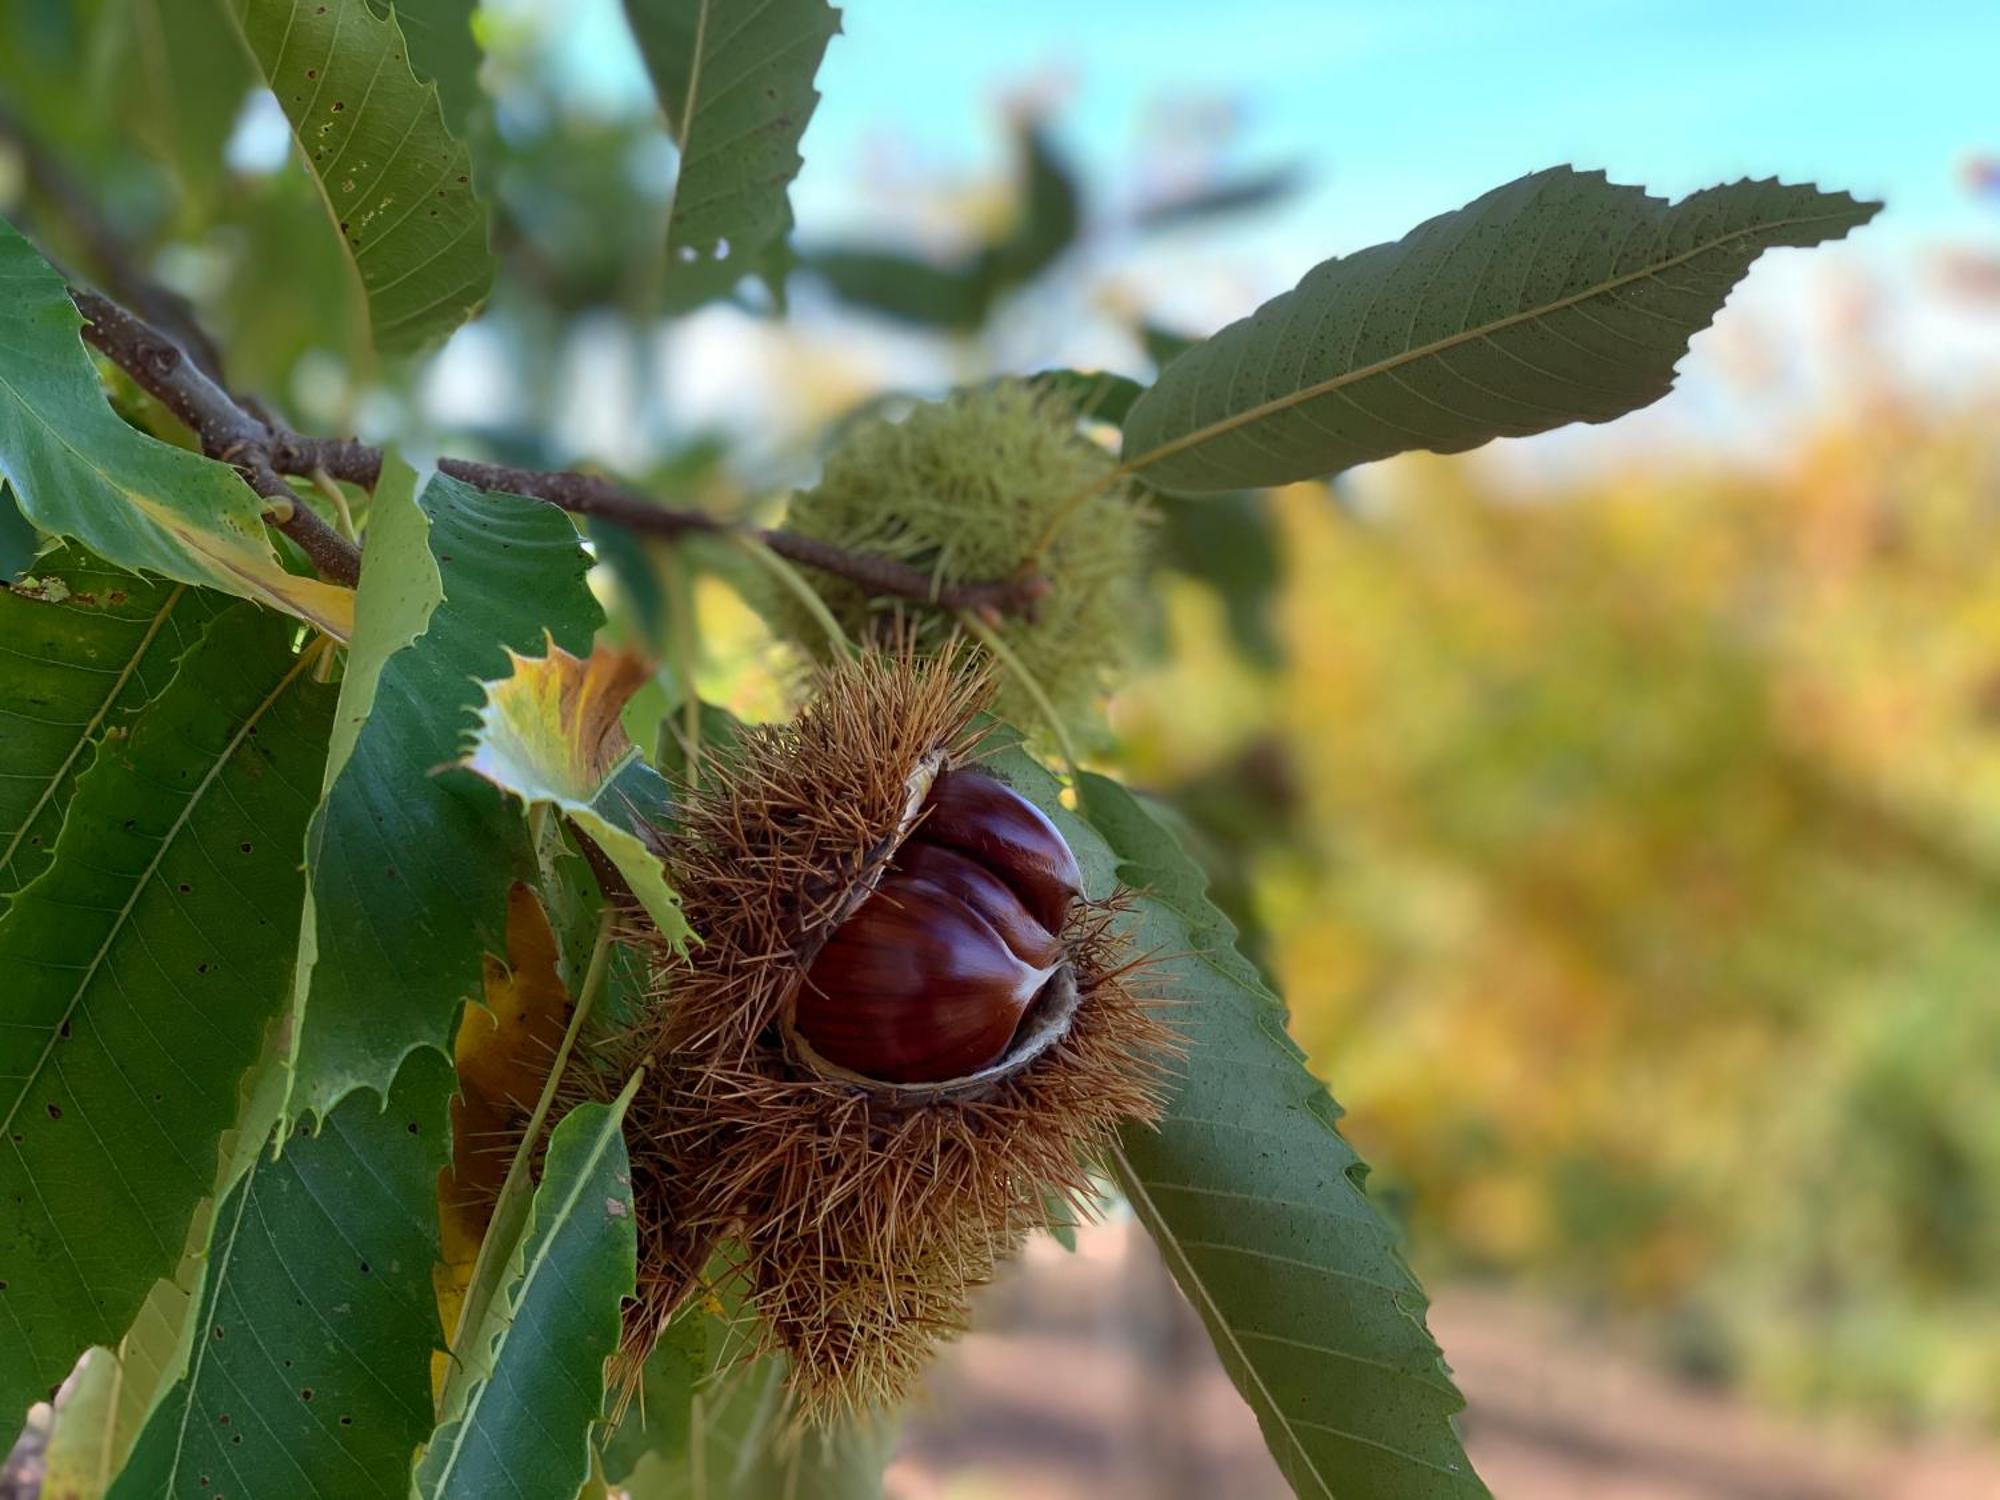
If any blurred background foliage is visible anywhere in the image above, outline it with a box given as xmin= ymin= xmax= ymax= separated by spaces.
xmin=4 ymin=0 xmax=1999 ymax=1451
xmin=1119 ymin=394 xmax=2000 ymax=1430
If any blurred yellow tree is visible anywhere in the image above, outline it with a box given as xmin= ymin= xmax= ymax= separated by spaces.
xmin=1118 ymin=390 xmax=2000 ymax=1428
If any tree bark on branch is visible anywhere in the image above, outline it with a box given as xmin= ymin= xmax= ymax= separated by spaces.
xmin=8 ymin=97 xmax=1051 ymax=621
xmin=72 ymin=290 xmax=1046 ymax=617
xmin=4 ymin=87 xmax=1048 ymax=616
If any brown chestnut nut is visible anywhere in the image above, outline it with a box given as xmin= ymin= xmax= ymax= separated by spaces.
xmin=917 ymin=768 xmax=1082 ymax=933
xmin=894 ymin=840 xmax=1065 ymax=969
xmin=795 ymin=768 xmax=1081 ymax=1084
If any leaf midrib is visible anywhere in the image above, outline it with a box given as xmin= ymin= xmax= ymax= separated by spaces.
xmin=157 ymin=1156 xmax=259 ymax=1490
xmin=672 ymin=0 xmax=713 ymax=152
xmin=1122 ymin=204 xmax=1858 ymax=478
xmin=422 ymin=1082 xmax=636 ymax=1496
xmin=0 ymin=646 xmax=318 ymax=1138
xmin=1112 ymin=1145 xmax=1336 ymax=1500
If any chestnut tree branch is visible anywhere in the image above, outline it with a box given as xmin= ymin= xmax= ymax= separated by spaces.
xmin=270 ymin=438 xmax=1048 ymax=617
xmin=76 ymin=290 xmax=1046 ymax=616
xmin=71 ymin=289 xmax=362 ymax=587
xmin=6 ymin=95 xmax=1045 ymax=615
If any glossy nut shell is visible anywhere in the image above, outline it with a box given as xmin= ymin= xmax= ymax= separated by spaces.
xmin=793 ymin=768 xmax=1082 ymax=1084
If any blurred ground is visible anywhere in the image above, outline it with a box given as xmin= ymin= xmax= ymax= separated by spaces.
xmin=887 ymin=1221 xmax=2000 ymax=1500
xmin=12 ymin=1222 xmax=1995 ymax=1500
xmin=10 ymin=1218 xmax=1997 ymax=1500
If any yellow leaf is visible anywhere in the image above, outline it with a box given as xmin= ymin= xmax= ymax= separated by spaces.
xmin=432 ymin=883 xmax=572 ymax=1397
xmin=459 ymin=638 xmax=690 ymax=947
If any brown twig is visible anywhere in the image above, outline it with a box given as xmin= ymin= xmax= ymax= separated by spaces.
xmin=73 ymin=288 xmax=1045 ymax=615
xmin=269 ymin=440 xmax=1048 ymax=617
xmin=8 ymin=96 xmax=1047 ymax=616
xmin=71 ymin=289 xmax=362 ymax=587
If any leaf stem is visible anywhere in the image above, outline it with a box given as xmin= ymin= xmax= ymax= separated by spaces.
xmin=69 ymin=281 xmax=1044 ymax=611
xmin=444 ymin=910 xmax=618 ymax=1407
xmin=956 ymin=609 xmax=1079 ymax=777
xmin=732 ymin=533 xmax=857 ymax=661
xmin=307 ymin=467 xmax=356 ymax=541
xmin=1020 ymin=465 xmax=1121 ymax=570
xmin=664 ymin=545 xmax=705 ymax=786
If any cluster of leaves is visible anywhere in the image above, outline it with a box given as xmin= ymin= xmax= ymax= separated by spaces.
xmin=0 ymin=1 xmax=1877 ymax=1496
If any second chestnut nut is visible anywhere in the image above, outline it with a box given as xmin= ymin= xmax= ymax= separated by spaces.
xmin=795 ymin=767 xmax=1083 ymax=1084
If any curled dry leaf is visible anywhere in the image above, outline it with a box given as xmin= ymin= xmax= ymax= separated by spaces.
xmin=459 ymin=637 xmax=689 ymax=945
xmin=433 ymin=884 xmax=574 ymax=1397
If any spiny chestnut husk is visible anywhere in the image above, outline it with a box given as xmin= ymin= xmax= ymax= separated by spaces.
xmin=591 ymin=651 xmax=1173 ymax=1420
xmin=771 ymin=379 xmax=1154 ymax=735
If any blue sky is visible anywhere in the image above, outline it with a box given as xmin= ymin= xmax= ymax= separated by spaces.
xmin=803 ymin=0 xmax=1992 ymax=252
xmin=519 ymin=0 xmax=1999 ymax=474
xmin=544 ymin=0 xmax=1994 ymax=249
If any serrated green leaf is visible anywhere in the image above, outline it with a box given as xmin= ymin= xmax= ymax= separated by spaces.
xmin=0 ymin=554 xmax=219 ymax=909
xmin=1072 ymin=770 xmax=1487 ymax=1500
xmin=287 ymin=471 xmax=598 ymax=1121
xmin=596 ymin=1248 xmax=754 ymax=1488
xmin=738 ymin=1415 xmax=897 ymax=1500
xmin=646 ymin=695 xmax=745 ymax=785
xmin=325 ymin=457 xmax=433 ymax=785
xmin=587 ymin=516 xmax=667 ymax=646
xmin=0 ymin=603 xmax=334 ymax=1432
xmin=624 ymin=0 xmax=840 ymax=310
xmin=282 ymin=457 xmax=433 ymax=1138
xmin=1041 ymin=1188 xmax=1081 ymax=1253
xmin=432 ymin=883 xmax=581 ymax=1393
xmin=595 ymin=1318 xmax=706 ymax=1485
xmin=227 ymin=0 xmax=495 ymax=356
xmin=107 ymin=0 xmax=255 ymax=209
xmin=35 ymin=1114 xmax=263 ymax=1500
xmin=804 ymin=123 xmax=1078 ymax=331
xmin=1133 ymin=163 xmax=1305 ymax=233
xmin=621 ymin=1362 xmax=779 ymax=1500
xmin=0 ymin=2 xmax=99 ymax=150
xmin=961 ymin=741 xmax=1484 ymax=1500
xmin=979 ymin=121 xmax=1079 ymax=289
xmin=0 ymin=218 xmax=354 ymax=635
xmin=1123 ymin=168 xmax=1880 ymax=495
xmin=107 ymin=1050 xmax=453 ymax=1500
xmin=417 ymin=1086 xmax=640 ymax=1500
xmin=91 ymin=1012 xmax=325 ymax=1489
xmin=209 ymin=167 xmax=367 ymax=391
xmin=365 ymin=0 xmax=482 ymax=131
xmin=1139 ymin=322 xmax=1197 ymax=371
xmin=459 ymin=639 xmax=689 ymax=947
xmin=104 ymin=1253 xmax=200 ymax=1481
